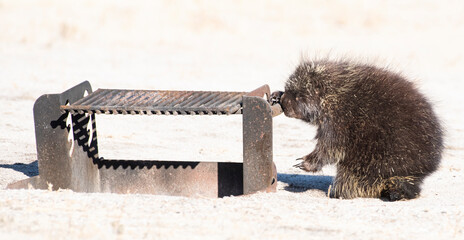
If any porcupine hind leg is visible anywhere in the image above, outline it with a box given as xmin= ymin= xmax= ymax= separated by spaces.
xmin=380 ymin=176 xmax=422 ymax=201
xmin=330 ymin=171 xmax=422 ymax=200
xmin=329 ymin=167 xmax=384 ymax=199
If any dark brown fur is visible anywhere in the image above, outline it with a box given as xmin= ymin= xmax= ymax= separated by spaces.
xmin=271 ymin=59 xmax=443 ymax=201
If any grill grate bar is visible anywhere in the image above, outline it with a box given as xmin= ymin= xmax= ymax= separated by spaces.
xmin=62 ymin=89 xmax=248 ymax=115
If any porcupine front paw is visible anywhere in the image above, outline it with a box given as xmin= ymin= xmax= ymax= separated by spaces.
xmin=293 ymin=153 xmax=323 ymax=172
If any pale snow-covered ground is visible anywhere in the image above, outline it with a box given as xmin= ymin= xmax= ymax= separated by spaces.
xmin=1 ymin=0 xmax=463 ymax=239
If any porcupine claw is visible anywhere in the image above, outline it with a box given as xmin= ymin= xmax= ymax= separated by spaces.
xmin=293 ymin=161 xmax=305 ymax=170
xmin=294 ymin=157 xmax=306 ymax=170
xmin=294 ymin=158 xmax=323 ymax=172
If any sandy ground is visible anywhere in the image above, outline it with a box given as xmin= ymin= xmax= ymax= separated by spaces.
xmin=1 ymin=0 xmax=464 ymax=239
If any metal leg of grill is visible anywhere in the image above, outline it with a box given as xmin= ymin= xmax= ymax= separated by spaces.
xmin=242 ymin=95 xmax=277 ymax=195
xmin=8 ymin=81 xmax=101 ymax=191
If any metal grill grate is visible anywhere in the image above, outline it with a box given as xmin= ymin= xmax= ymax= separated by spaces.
xmin=61 ymin=89 xmax=248 ymax=115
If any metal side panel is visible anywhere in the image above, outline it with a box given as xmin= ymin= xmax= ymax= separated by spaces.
xmin=7 ymin=175 xmax=48 ymax=190
xmin=242 ymin=95 xmax=277 ymax=195
xmin=31 ymin=81 xmax=100 ymax=192
xmin=97 ymin=160 xmax=243 ymax=197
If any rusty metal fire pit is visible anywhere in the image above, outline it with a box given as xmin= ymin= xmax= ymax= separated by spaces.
xmin=8 ymin=81 xmax=282 ymax=197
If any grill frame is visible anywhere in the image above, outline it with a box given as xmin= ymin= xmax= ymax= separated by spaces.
xmin=8 ymin=81 xmax=278 ymax=197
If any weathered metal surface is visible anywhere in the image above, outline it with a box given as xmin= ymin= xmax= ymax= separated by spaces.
xmin=246 ymin=84 xmax=271 ymax=99
xmin=243 ymin=90 xmax=277 ymax=194
xmin=95 ymin=160 xmax=243 ymax=197
xmin=271 ymin=103 xmax=283 ymax=117
xmin=7 ymin=175 xmax=47 ymax=190
xmin=61 ymin=89 xmax=247 ymax=115
xmin=95 ymin=160 xmax=244 ymax=197
xmin=9 ymin=81 xmax=277 ymax=197
xmin=30 ymin=81 xmax=100 ymax=192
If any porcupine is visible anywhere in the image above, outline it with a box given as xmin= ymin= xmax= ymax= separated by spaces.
xmin=270 ymin=59 xmax=443 ymax=201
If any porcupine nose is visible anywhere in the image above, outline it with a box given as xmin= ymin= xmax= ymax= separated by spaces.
xmin=269 ymin=91 xmax=284 ymax=105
